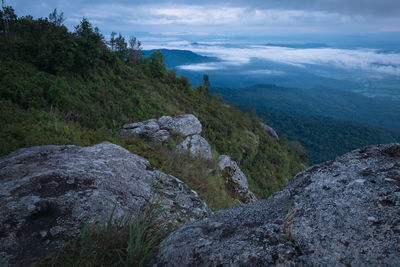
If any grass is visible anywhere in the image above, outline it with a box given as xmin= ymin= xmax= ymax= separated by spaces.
xmin=37 ymin=202 xmax=174 ymax=267
xmin=121 ymin=135 xmax=236 ymax=211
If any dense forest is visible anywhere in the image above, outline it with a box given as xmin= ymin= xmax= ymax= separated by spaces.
xmin=213 ymin=85 xmax=400 ymax=163
xmin=0 ymin=7 xmax=307 ymax=209
xmin=214 ymin=84 xmax=400 ymax=129
xmin=256 ymin=110 xmax=400 ymax=163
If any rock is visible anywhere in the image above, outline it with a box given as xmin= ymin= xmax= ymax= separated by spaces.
xmin=162 ymin=114 xmax=202 ymax=136
xmin=176 ymin=135 xmax=212 ymax=159
xmin=150 ymin=129 xmax=170 ymax=142
xmin=155 ymin=143 xmax=400 ymax=266
xmin=217 ymin=155 xmax=257 ymax=203
xmin=121 ymin=114 xmax=211 ymax=158
xmin=121 ymin=114 xmax=202 ymax=141
xmin=0 ymin=142 xmax=210 ymax=266
xmin=121 ymin=119 xmax=167 ymax=141
xmin=261 ymin=122 xmax=279 ymax=141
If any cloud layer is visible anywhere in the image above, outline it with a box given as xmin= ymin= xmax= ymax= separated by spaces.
xmin=145 ymin=41 xmax=400 ymax=76
xmin=11 ymin=0 xmax=400 ymax=35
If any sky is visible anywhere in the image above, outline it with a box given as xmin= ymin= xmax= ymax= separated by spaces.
xmin=10 ymin=0 xmax=400 ymax=38
xmin=8 ymin=0 xmax=400 ymax=77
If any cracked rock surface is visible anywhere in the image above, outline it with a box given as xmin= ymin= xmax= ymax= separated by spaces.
xmin=218 ymin=155 xmax=257 ymax=203
xmin=155 ymin=143 xmax=400 ymax=266
xmin=0 ymin=142 xmax=210 ymax=266
xmin=176 ymin=135 xmax=212 ymax=159
xmin=121 ymin=114 xmax=213 ymax=159
xmin=121 ymin=114 xmax=202 ymax=141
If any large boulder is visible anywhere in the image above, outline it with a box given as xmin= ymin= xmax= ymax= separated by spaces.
xmin=161 ymin=114 xmax=202 ymax=137
xmin=121 ymin=119 xmax=169 ymax=142
xmin=217 ymin=155 xmax=257 ymax=203
xmin=121 ymin=114 xmax=212 ymax=159
xmin=0 ymin=142 xmax=210 ymax=266
xmin=121 ymin=114 xmax=202 ymax=141
xmin=176 ymin=135 xmax=212 ymax=159
xmin=155 ymin=143 xmax=400 ymax=266
xmin=261 ymin=122 xmax=279 ymax=141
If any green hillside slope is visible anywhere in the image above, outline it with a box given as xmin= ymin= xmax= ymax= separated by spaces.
xmin=0 ymin=8 xmax=306 ymax=209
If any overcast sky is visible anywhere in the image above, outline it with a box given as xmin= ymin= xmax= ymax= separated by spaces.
xmin=10 ymin=0 xmax=400 ymax=40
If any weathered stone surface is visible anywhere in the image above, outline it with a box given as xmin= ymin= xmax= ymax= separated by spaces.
xmin=162 ymin=114 xmax=202 ymax=136
xmin=121 ymin=114 xmax=211 ymax=158
xmin=218 ymin=155 xmax=257 ymax=203
xmin=156 ymin=143 xmax=400 ymax=266
xmin=150 ymin=129 xmax=170 ymax=142
xmin=261 ymin=122 xmax=279 ymax=141
xmin=0 ymin=142 xmax=210 ymax=266
xmin=121 ymin=114 xmax=202 ymax=141
xmin=176 ymin=135 xmax=212 ymax=159
xmin=121 ymin=119 xmax=165 ymax=141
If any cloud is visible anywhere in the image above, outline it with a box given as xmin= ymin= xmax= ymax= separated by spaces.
xmin=153 ymin=42 xmax=400 ymax=76
xmin=11 ymin=0 xmax=400 ymax=35
xmin=247 ymin=69 xmax=286 ymax=75
xmin=178 ymin=62 xmax=223 ymax=71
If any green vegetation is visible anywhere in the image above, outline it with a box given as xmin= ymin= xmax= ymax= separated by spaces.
xmin=121 ymin=135 xmax=237 ymax=210
xmin=0 ymin=6 xmax=306 ymax=205
xmin=213 ymin=84 xmax=400 ymax=163
xmin=38 ymin=203 xmax=173 ymax=267
xmin=214 ymin=84 xmax=400 ymax=129
xmin=257 ymin=110 xmax=400 ymax=163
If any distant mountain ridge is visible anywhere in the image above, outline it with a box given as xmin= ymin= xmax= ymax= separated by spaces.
xmin=143 ymin=49 xmax=218 ymax=69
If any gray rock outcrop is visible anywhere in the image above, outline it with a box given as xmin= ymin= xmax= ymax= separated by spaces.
xmin=156 ymin=143 xmax=400 ymax=266
xmin=176 ymin=135 xmax=212 ymax=159
xmin=0 ymin=142 xmax=210 ymax=266
xmin=122 ymin=119 xmax=170 ymax=142
xmin=121 ymin=114 xmax=212 ymax=159
xmin=261 ymin=122 xmax=279 ymax=141
xmin=218 ymin=155 xmax=257 ymax=203
xmin=121 ymin=114 xmax=202 ymax=141
xmin=160 ymin=114 xmax=202 ymax=137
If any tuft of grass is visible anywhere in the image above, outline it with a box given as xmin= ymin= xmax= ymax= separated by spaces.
xmin=38 ymin=202 xmax=174 ymax=267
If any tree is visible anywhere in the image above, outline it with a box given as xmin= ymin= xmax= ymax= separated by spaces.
xmin=109 ymin=31 xmax=116 ymax=51
xmin=128 ymin=36 xmax=142 ymax=64
xmin=149 ymin=50 xmax=166 ymax=78
xmin=114 ymin=33 xmax=127 ymax=60
xmin=198 ymin=74 xmax=211 ymax=95
xmin=203 ymin=74 xmax=211 ymax=89
xmin=74 ymin=18 xmax=104 ymax=70
xmin=0 ymin=3 xmax=17 ymax=37
xmin=48 ymin=8 xmax=65 ymax=26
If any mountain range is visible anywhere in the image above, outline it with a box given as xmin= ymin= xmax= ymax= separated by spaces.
xmin=147 ymin=49 xmax=400 ymax=163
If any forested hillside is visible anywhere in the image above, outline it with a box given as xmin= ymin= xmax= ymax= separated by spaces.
xmin=257 ymin=110 xmax=400 ymax=163
xmin=214 ymin=84 xmax=400 ymax=129
xmin=0 ymin=7 xmax=306 ymax=209
xmin=213 ymin=85 xmax=400 ymax=163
